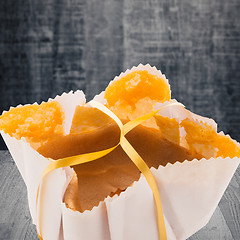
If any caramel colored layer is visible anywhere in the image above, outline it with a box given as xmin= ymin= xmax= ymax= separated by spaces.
xmin=38 ymin=122 xmax=201 ymax=213
xmin=70 ymin=105 xmax=114 ymax=134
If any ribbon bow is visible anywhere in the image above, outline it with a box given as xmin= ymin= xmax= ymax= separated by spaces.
xmin=37 ymin=100 xmax=184 ymax=240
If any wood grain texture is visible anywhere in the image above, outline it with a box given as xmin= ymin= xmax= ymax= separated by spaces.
xmin=0 ymin=150 xmax=239 ymax=239
xmin=219 ymin=165 xmax=240 ymax=239
xmin=0 ymin=151 xmax=35 ymax=240
xmin=84 ymin=0 xmax=124 ymax=100
xmin=0 ymin=0 xmax=240 ymax=150
xmin=188 ymin=206 xmax=233 ymax=240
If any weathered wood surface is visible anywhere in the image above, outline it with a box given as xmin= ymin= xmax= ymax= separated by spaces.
xmin=0 ymin=150 xmax=239 ymax=240
xmin=0 ymin=0 xmax=240 ymax=150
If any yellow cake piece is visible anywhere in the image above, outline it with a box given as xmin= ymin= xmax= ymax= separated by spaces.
xmin=181 ymin=119 xmax=240 ymax=159
xmin=0 ymin=101 xmax=64 ymax=148
xmin=105 ymin=70 xmax=171 ymax=109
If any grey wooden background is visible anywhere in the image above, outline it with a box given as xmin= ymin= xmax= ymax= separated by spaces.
xmin=0 ymin=151 xmax=239 ymax=240
xmin=0 ymin=1 xmax=240 ymax=238
xmin=0 ymin=0 xmax=240 ymax=149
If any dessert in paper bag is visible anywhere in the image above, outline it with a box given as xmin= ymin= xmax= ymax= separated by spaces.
xmin=0 ymin=64 xmax=239 ymax=240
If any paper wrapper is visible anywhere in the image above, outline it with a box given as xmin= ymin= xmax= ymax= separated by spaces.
xmin=1 ymin=65 xmax=240 ymax=240
xmin=1 ymin=90 xmax=84 ymax=239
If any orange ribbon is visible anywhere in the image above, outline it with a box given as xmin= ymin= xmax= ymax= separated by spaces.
xmin=37 ymin=100 xmax=184 ymax=239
